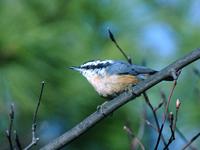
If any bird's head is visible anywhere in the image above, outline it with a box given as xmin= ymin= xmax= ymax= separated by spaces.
xmin=70 ymin=60 xmax=113 ymax=78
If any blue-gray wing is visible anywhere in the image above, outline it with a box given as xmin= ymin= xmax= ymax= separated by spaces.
xmin=106 ymin=60 xmax=157 ymax=77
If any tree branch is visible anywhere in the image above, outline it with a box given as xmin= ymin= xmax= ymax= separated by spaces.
xmin=40 ymin=48 xmax=200 ymax=150
xmin=24 ymin=81 xmax=45 ymax=150
xmin=182 ymin=132 xmax=200 ymax=150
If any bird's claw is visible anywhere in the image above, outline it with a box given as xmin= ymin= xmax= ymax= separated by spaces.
xmin=97 ymin=101 xmax=108 ymax=116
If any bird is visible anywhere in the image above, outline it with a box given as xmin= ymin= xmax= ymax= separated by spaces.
xmin=70 ymin=60 xmax=173 ymax=99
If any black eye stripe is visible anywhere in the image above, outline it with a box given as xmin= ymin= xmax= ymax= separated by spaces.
xmin=81 ymin=62 xmax=111 ymax=69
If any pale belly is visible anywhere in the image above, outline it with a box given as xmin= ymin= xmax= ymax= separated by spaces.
xmin=88 ymin=74 xmax=139 ymax=98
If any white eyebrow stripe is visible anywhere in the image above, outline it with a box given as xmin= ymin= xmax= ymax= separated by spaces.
xmin=81 ymin=60 xmax=114 ymax=67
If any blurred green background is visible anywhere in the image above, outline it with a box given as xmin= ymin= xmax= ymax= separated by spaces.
xmin=0 ymin=0 xmax=200 ymax=149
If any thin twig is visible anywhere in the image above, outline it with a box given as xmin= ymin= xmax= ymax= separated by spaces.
xmin=154 ymin=100 xmax=164 ymax=112
xmin=40 ymin=48 xmax=200 ymax=150
xmin=163 ymin=112 xmax=175 ymax=150
xmin=137 ymin=105 xmax=146 ymax=139
xmin=164 ymin=99 xmax=181 ymax=150
xmin=123 ymin=125 xmax=145 ymax=150
xmin=173 ymin=99 xmax=181 ymax=131
xmin=161 ymin=92 xmax=197 ymax=150
xmin=131 ymin=106 xmax=146 ymax=150
xmin=143 ymin=92 xmax=168 ymax=147
xmin=145 ymin=120 xmax=158 ymax=131
xmin=14 ymin=130 xmax=22 ymax=150
xmin=160 ymin=90 xmax=167 ymax=109
xmin=108 ymin=28 xmax=132 ymax=64
xmin=193 ymin=68 xmax=200 ymax=78
xmin=6 ymin=103 xmax=15 ymax=150
xmin=154 ymin=79 xmax=177 ymax=150
xmin=176 ymin=128 xmax=197 ymax=150
xmin=24 ymin=81 xmax=45 ymax=150
xmin=182 ymin=132 xmax=200 ymax=150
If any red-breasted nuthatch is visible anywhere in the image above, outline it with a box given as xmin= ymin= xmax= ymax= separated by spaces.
xmin=70 ymin=60 xmax=172 ymax=99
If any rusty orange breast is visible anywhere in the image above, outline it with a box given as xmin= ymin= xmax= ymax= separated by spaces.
xmin=88 ymin=74 xmax=139 ymax=98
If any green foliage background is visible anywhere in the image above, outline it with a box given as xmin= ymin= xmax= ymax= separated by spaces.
xmin=0 ymin=0 xmax=200 ymax=149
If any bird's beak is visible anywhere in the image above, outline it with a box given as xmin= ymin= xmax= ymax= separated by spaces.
xmin=69 ymin=66 xmax=82 ymax=72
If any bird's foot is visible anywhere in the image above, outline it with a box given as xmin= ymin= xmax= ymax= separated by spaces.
xmin=126 ymin=85 xmax=139 ymax=96
xmin=97 ymin=101 xmax=108 ymax=116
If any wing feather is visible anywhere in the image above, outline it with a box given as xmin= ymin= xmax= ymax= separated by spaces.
xmin=106 ymin=60 xmax=157 ymax=76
